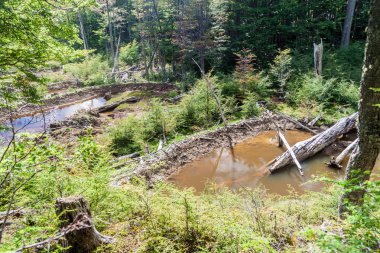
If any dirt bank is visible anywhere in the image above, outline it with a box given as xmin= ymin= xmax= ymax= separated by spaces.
xmin=113 ymin=114 xmax=302 ymax=185
xmin=0 ymin=82 xmax=178 ymax=121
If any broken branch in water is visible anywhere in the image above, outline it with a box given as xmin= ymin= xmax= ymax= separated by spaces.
xmin=268 ymin=112 xmax=358 ymax=173
xmin=327 ymin=138 xmax=358 ymax=169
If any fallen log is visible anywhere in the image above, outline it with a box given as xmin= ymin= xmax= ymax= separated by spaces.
xmin=278 ymin=132 xmax=304 ymax=175
xmin=96 ymin=96 xmax=139 ymax=113
xmin=308 ymin=114 xmax=322 ymax=126
xmin=268 ymin=112 xmax=358 ymax=173
xmin=327 ymin=138 xmax=358 ymax=169
xmin=55 ymin=196 xmax=114 ymax=252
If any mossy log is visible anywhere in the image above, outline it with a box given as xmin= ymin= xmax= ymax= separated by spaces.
xmin=268 ymin=112 xmax=358 ymax=173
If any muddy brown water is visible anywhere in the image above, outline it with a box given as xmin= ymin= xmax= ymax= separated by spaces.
xmin=169 ymin=130 xmax=380 ymax=195
xmin=0 ymin=97 xmax=106 ymax=144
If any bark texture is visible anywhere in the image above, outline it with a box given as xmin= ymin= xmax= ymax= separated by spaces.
xmin=56 ymin=197 xmax=114 ymax=253
xmin=341 ymin=0 xmax=357 ymax=48
xmin=339 ymin=0 xmax=380 ymax=215
xmin=268 ymin=113 xmax=357 ymax=173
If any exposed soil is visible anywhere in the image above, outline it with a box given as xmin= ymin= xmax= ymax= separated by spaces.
xmin=0 ymin=82 xmax=178 ymax=121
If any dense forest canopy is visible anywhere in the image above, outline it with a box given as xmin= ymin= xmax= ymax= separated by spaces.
xmin=72 ymin=0 xmax=371 ymax=71
xmin=0 ymin=0 xmax=379 ymax=252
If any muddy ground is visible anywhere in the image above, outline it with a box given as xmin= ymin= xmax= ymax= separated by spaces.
xmin=0 ymin=82 xmax=178 ymax=121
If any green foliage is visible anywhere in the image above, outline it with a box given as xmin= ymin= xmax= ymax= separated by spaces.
xmin=289 ymin=74 xmax=359 ymax=109
xmin=108 ymin=116 xmax=142 ymax=156
xmin=140 ymin=99 xmax=177 ymax=142
xmin=0 ymin=0 xmax=80 ymax=107
xmin=292 ymin=42 xmax=365 ymax=83
xmin=64 ymin=55 xmax=110 ymax=86
xmin=241 ymin=92 xmax=261 ymax=119
xmin=119 ymin=40 xmax=140 ymax=66
xmin=176 ymin=78 xmax=221 ymax=131
xmin=308 ymin=180 xmax=380 ymax=253
xmin=269 ymin=49 xmax=293 ymax=94
xmin=75 ymin=134 xmax=103 ymax=170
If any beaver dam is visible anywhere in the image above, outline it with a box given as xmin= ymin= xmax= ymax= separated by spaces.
xmin=169 ymin=130 xmax=348 ymax=194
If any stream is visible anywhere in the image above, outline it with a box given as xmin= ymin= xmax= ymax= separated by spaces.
xmin=0 ymin=97 xmax=106 ymax=144
xmin=169 ymin=130 xmax=380 ymax=195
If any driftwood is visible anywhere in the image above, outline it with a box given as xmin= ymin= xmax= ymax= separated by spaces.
xmin=328 ymin=138 xmax=358 ymax=169
xmin=112 ymin=152 xmax=140 ymax=163
xmin=55 ymin=196 xmax=114 ymax=252
xmin=95 ymin=96 xmax=139 ymax=113
xmin=278 ymin=132 xmax=304 ymax=175
xmin=269 ymin=112 xmax=358 ymax=173
xmin=308 ymin=114 xmax=322 ymax=126
xmin=275 ymin=112 xmax=318 ymax=134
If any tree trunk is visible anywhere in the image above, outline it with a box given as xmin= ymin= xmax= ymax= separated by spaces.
xmin=112 ymin=33 xmax=121 ymax=74
xmin=268 ymin=113 xmax=358 ymax=173
xmin=55 ymin=197 xmax=114 ymax=253
xmin=339 ymin=0 xmax=380 ymax=216
xmin=341 ymin=0 xmax=357 ymax=48
xmin=78 ymin=11 xmax=88 ymax=50
xmin=313 ymin=39 xmax=323 ymax=76
xmin=106 ymin=0 xmax=115 ymax=61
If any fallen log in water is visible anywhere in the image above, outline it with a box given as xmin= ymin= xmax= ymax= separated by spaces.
xmin=327 ymin=138 xmax=358 ymax=169
xmin=268 ymin=112 xmax=358 ymax=173
xmin=95 ymin=96 xmax=139 ymax=113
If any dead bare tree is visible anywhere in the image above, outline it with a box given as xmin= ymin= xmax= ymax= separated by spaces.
xmin=192 ymin=58 xmax=233 ymax=148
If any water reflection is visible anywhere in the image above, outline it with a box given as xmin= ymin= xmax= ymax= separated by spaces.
xmin=169 ymin=130 xmax=380 ymax=195
xmin=0 ymin=97 xmax=106 ymax=143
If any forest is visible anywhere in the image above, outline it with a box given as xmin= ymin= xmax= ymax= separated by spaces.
xmin=0 ymin=0 xmax=379 ymax=252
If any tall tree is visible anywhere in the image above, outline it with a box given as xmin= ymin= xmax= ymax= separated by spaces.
xmin=341 ymin=0 xmax=357 ymax=48
xmin=339 ymin=0 xmax=380 ymax=215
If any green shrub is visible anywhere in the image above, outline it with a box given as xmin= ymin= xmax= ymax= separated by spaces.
xmin=176 ymin=78 xmax=220 ymax=131
xmin=75 ymin=134 xmax=104 ymax=170
xmin=64 ymin=55 xmax=109 ymax=86
xmin=241 ymin=92 xmax=261 ymax=118
xmin=309 ymin=180 xmax=380 ymax=253
xmin=288 ymin=74 xmax=359 ymax=109
xmin=108 ymin=116 xmax=142 ymax=156
xmin=269 ymin=48 xmax=292 ymax=96
xmin=119 ymin=40 xmax=140 ymax=66
xmin=140 ymin=99 xmax=177 ymax=142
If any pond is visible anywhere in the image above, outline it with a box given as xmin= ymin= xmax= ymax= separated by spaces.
xmin=0 ymin=97 xmax=106 ymax=144
xmin=169 ymin=130 xmax=380 ymax=195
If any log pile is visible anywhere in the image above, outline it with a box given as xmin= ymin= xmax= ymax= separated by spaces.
xmin=268 ymin=112 xmax=358 ymax=173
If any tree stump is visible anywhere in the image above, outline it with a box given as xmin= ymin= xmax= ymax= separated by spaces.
xmin=55 ymin=196 xmax=114 ymax=253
